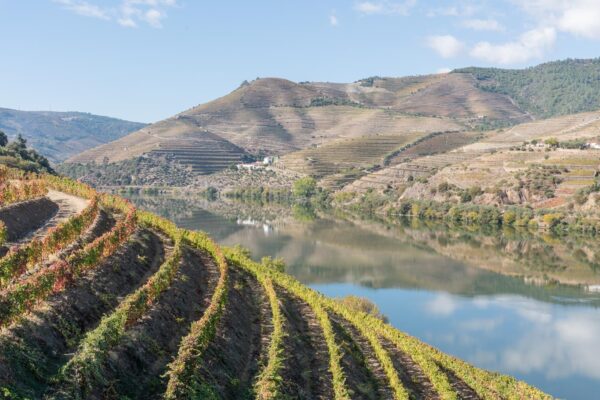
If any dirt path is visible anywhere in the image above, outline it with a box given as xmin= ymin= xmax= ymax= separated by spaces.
xmin=276 ymin=288 xmax=335 ymax=400
xmin=7 ymin=209 xmax=116 ymax=287
xmin=0 ymin=229 xmax=165 ymax=398
xmin=80 ymin=246 xmax=220 ymax=400
xmin=11 ymin=190 xmax=89 ymax=246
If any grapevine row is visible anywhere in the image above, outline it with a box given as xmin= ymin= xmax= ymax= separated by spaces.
xmin=224 ymin=248 xmax=550 ymax=400
xmin=163 ymin=229 xmax=229 ymax=400
xmin=253 ymin=277 xmax=285 ymax=400
xmin=0 ymin=196 xmax=99 ymax=287
xmin=57 ymin=212 xmax=183 ymax=394
xmin=226 ymin=248 xmax=351 ymax=400
xmin=0 ymin=196 xmax=136 ymax=327
xmin=0 ymin=179 xmax=47 ymax=207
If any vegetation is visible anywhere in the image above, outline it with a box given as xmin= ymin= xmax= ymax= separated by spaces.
xmin=389 ymin=197 xmax=600 ymax=235
xmin=292 ymin=176 xmax=317 ymax=198
xmin=164 ymin=230 xmax=229 ymax=399
xmin=226 ymin=247 xmax=551 ymax=400
xmin=515 ymin=165 xmax=565 ymax=199
xmin=336 ymin=295 xmax=388 ymax=323
xmin=457 ymin=58 xmax=600 ymax=118
xmin=0 ymin=132 xmax=53 ymax=174
xmin=0 ymin=195 xmax=98 ymax=287
xmin=0 ymin=166 xmax=550 ymax=399
xmin=0 ymin=108 xmax=145 ymax=162
xmin=309 ymin=97 xmax=363 ymax=107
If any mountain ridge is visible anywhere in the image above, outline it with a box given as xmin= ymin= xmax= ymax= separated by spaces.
xmin=0 ymin=108 xmax=146 ymax=162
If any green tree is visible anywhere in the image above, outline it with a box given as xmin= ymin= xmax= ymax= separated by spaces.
xmin=292 ymin=177 xmax=317 ymax=199
xmin=0 ymin=131 xmax=7 ymax=147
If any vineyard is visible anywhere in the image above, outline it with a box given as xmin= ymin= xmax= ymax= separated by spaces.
xmin=0 ymin=167 xmax=550 ymax=399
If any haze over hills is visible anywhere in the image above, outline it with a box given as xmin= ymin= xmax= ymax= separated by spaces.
xmin=63 ymin=58 xmax=600 ymax=195
xmin=0 ymin=108 xmax=146 ymax=163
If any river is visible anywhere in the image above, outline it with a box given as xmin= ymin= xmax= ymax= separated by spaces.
xmin=125 ymin=194 xmax=600 ymax=399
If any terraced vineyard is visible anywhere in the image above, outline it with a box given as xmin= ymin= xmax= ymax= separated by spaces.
xmin=0 ymin=167 xmax=550 ymax=399
xmin=278 ymin=133 xmax=430 ymax=178
xmin=345 ymin=151 xmax=483 ymax=193
xmin=150 ymin=133 xmax=247 ymax=175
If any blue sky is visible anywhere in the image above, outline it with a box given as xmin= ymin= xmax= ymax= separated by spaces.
xmin=1 ymin=1 xmax=600 ymax=122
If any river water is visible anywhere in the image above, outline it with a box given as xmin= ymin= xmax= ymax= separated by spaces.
xmin=126 ymin=194 xmax=600 ymax=399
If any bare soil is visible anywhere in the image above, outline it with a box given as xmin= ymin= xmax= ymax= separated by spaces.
xmin=8 ymin=208 xmax=116 ymax=291
xmin=0 ymin=229 xmax=165 ymax=398
xmin=17 ymin=190 xmax=89 ymax=245
xmin=329 ymin=313 xmax=391 ymax=400
xmin=83 ymin=246 xmax=220 ymax=400
xmin=0 ymin=197 xmax=58 ymax=242
xmin=379 ymin=336 xmax=441 ymax=400
xmin=276 ymin=287 xmax=335 ymax=400
xmin=437 ymin=364 xmax=481 ymax=400
xmin=193 ymin=267 xmax=266 ymax=400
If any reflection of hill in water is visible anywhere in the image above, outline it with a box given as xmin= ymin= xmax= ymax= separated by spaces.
xmin=126 ymin=195 xmax=600 ymax=306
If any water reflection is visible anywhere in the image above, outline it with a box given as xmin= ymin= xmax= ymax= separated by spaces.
xmin=123 ymin=194 xmax=600 ymax=398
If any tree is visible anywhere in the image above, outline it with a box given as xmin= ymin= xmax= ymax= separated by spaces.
xmin=544 ymin=137 xmax=559 ymax=147
xmin=7 ymin=134 xmax=27 ymax=157
xmin=0 ymin=131 xmax=7 ymax=147
xmin=292 ymin=177 xmax=317 ymax=199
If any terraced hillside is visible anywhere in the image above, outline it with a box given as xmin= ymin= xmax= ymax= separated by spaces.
xmin=343 ymin=109 xmax=600 ymax=204
xmin=65 ymin=72 xmax=527 ymax=180
xmin=0 ymin=167 xmax=549 ymax=399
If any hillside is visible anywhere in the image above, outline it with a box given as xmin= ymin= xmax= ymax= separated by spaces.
xmin=62 ymin=58 xmax=600 ymax=190
xmin=0 ymin=167 xmax=550 ymax=399
xmin=64 ymin=73 xmax=526 ymax=175
xmin=456 ymin=58 xmax=600 ymax=118
xmin=0 ymin=108 xmax=146 ymax=162
xmin=344 ymin=108 xmax=600 ymax=212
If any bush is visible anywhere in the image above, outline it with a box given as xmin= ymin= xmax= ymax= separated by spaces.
xmin=336 ymin=295 xmax=388 ymax=323
xmin=292 ymin=177 xmax=317 ymax=199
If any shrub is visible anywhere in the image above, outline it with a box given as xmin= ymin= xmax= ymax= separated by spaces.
xmin=292 ymin=177 xmax=317 ymax=199
xmin=336 ymin=296 xmax=388 ymax=323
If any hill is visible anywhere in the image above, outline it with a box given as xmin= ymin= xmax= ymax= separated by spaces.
xmin=64 ymin=73 xmax=527 ymax=175
xmin=0 ymin=108 xmax=146 ymax=162
xmin=456 ymin=58 xmax=600 ymax=118
xmin=62 ymin=58 xmax=600 ymax=189
xmin=0 ymin=167 xmax=549 ymax=399
xmin=343 ymin=108 xmax=600 ymax=211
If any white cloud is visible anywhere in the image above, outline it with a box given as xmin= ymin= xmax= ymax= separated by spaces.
xmin=54 ymin=0 xmax=176 ymax=28
xmin=512 ymin=0 xmax=600 ymax=39
xmin=426 ymin=35 xmax=465 ymax=58
xmin=53 ymin=0 xmax=109 ymax=19
xmin=436 ymin=67 xmax=452 ymax=74
xmin=558 ymin=3 xmax=600 ymax=39
xmin=354 ymin=0 xmax=416 ymax=16
xmin=144 ymin=8 xmax=164 ymax=28
xmin=470 ymin=27 xmax=556 ymax=64
xmin=330 ymin=14 xmax=339 ymax=27
xmin=501 ymin=311 xmax=600 ymax=380
xmin=462 ymin=18 xmax=504 ymax=32
xmin=425 ymin=293 xmax=459 ymax=316
xmin=427 ymin=4 xmax=478 ymax=18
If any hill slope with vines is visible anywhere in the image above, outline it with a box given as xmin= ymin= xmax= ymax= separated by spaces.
xmin=0 ymin=167 xmax=551 ymax=399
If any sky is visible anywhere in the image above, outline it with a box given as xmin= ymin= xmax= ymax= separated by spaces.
xmin=1 ymin=1 xmax=600 ymax=123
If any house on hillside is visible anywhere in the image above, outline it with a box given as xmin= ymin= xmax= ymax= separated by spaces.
xmin=587 ymin=142 xmax=600 ymax=150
